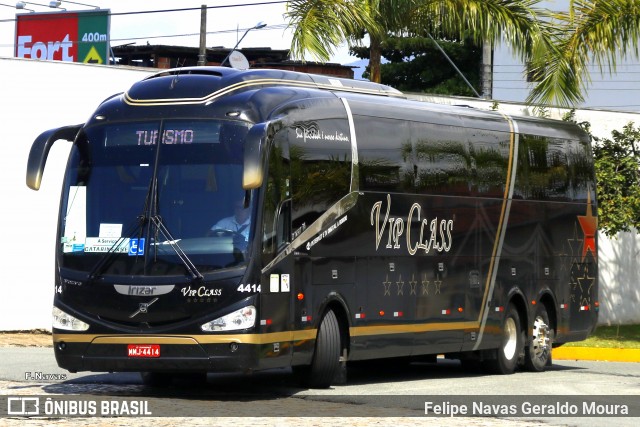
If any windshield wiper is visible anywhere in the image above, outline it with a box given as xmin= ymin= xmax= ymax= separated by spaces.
xmin=86 ymin=215 xmax=146 ymax=283
xmin=143 ymin=165 xmax=204 ymax=280
xmin=149 ymin=215 xmax=203 ymax=281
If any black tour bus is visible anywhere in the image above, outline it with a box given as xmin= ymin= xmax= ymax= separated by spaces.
xmin=26 ymin=67 xmax=598 ymax=388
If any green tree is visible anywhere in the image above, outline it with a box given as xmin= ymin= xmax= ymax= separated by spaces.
xmin=528 ymin=0 xmax=640 ymax=107
xmin=286 ymin=0 xmax=550 ymax=84
xmin=350 ymin=35 xmax=481 ymax=95
xmin=592 ymin=123 xmax=640 ymax=236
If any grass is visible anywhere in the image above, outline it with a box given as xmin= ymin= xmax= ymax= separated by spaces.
xmin=563 ymin=324 xmax=640 ymax=349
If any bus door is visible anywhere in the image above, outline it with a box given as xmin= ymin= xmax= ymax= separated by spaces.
xmin=258 ymin=131 xmax=295 ymax=369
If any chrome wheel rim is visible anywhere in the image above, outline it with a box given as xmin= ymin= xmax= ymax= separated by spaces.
xmin=531 ymin=315 xmax=550 ymax=360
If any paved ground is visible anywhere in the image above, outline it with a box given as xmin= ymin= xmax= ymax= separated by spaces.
xmin=2 ymin=331 xmax=638 ymax=362
xmin=0 ymin=331 xmax=569 ymax=426
xmin=1 ymin=331 xmax=637 ymax=426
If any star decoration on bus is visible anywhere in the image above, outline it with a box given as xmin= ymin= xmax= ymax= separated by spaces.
xmin=569 ymin=261 xmax=594 ymax=307
xmin=396 ymin=275 xmax=405 ymax=296
xmin=383 ymin=275 xmax=392 ymax=296
xmin=566 ymin=225 xmax=584 ymax=263
xmin=421 ymin=274 xmax=430 ymax=295
xmin=577 ymin=191 xmax=597 ymax=261
xmin=434 ymin=277 xmax=443 ymax=295
xmin=577 ymin=269 xmax=595 ymax=305
xmin=409 ymin=275 xmax=418 ymax=296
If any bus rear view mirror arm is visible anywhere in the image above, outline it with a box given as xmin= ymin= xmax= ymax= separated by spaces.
xmin=26 ymin=124 xmax=82 ymax=191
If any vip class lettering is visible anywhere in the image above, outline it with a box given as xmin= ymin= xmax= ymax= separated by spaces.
xmin=180 ymin=286 xmax=222 ymax=297
xmin=370 ymin=194 xmax=453 ymax=254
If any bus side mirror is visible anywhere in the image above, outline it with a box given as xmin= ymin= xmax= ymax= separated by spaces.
xmin=243 ymin=123 xmax=268 ymax=189
xmin=26 ymin=124 xmax=82 ymax=191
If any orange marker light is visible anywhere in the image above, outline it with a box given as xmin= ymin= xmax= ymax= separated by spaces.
xmin=457 ymin=307 xmax=464 ymax=313
xmin=297 ymin=293 xmax=304 ymax=301
xmin=532 ymin=300 xmax=537 ymax=305
xmin=379 ymin=310 xmax=385 ymax=316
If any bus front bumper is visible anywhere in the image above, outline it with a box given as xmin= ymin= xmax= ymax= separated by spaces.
xmin=52 ymin=334 xmax=261 ymax=373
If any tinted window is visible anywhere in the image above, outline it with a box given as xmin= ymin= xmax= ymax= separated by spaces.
xmin=289 ymin=119 xmax=352 ymax=231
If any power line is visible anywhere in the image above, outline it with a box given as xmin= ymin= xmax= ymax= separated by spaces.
xmin=110 ymin=24 xmax=289 ymax=44
xmin=0 ymin=1 xmax=287 ymax=23
xmin=110 ymin=1 xmax=287 ymax=16
xmin=0 ymin=22 xmax=289 ymax=48
xmin=1 ymin=2 xmax=291 ymax=50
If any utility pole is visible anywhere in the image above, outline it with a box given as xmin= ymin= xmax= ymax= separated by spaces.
xmin=481 ymin=39 xmax=493 ymax=99
xmin=198 ymin=5 xmax=207 ymax=66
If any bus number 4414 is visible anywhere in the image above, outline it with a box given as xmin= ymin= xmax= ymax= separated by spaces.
xmin=237 ymin=284 xmax=261 ymax=293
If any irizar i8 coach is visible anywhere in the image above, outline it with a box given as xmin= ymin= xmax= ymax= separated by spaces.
xmin=26 ymin=67 xmax=598 ymax=388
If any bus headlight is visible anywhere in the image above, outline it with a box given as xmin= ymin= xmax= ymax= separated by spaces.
xmin=201 ymin=306 xmax=256 ymax=332
xmin=52 ymin=306 xmax=89 ymax=331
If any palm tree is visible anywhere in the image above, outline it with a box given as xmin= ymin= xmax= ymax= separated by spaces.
xmin=527 ymin=0 xmax=640 ymax=107
xmin=286 ymin=0 xmax=551 ymax=86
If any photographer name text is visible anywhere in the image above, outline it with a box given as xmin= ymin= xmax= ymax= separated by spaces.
xmin=425 ymin=400 xmax=629 ymax=417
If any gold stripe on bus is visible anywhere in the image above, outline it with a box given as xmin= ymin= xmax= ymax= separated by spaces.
xmin=476 ymin=115 xmax=517 ymax=323
xmin=350 ymin=321 xmax=479 ymax=337
xmin=472 ymin=115 xmax=519 ymax=351
xmin=54 ymin=321 xmax=481 ymax=345
xmin=53 ymin=329 xmax=317 ymax=346
xmin=92 ymin=336 xmax=199 ymax=345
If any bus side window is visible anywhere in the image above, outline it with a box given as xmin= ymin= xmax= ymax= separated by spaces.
xmin=262 ymin=134 xmax=290 ymax=264
xmin=290 ymin=118 xmax=351 ymax=231
xmin=276 ymin=199 xmax=291 ymax=250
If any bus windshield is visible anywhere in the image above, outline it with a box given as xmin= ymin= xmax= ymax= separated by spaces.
xmin=59 ymin=119 xmax=253 ymax=277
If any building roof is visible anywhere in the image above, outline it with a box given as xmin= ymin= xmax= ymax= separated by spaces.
xmin=111 ymin=44 xmax=356 ymax=78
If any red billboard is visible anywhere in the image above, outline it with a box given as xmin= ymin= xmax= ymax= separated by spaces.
xmin=15 ymin=10 xmax=110 ymax=64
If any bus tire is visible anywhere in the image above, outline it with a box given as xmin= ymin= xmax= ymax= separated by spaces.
xmin=487 ymin=304 xmax=524 ymax=375
xmin=307 ymin=309 xmax=341 ymax=389
xmin=524 ymin=304 xmax=554 ymax=372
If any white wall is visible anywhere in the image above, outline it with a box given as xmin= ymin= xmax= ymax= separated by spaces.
xmin=0 ymin=57 xmax=151 ymax=330
xmin=597 ymin=230 xmax=640 ymax=325
xmin=1 ymin=58 xmax=637 ymax=330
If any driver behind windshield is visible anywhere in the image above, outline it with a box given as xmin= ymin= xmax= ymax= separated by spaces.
xmin=209 ymin=197 xmax=250 ymax=240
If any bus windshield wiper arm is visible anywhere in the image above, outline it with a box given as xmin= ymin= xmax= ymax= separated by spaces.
xmin=86 ymin=215 xmax=146 ymax=283
xmin=150 ymin=215 xmax=204 ymax=281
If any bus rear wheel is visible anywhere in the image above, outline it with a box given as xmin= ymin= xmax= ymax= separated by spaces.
xmin=305 ymin=309 xmax=341 ymax=389
xmin=524 ymin=305 xmax=553 ymax=371
xmin=487 ymin=304 xmax=524 ymax=375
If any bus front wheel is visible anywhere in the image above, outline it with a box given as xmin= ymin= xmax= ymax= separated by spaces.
xmin=305 ymin=309 xmax=341 ymax=389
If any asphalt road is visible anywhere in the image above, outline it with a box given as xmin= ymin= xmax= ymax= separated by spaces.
xmin=1 ymin=347 xmax=639 ymax=426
